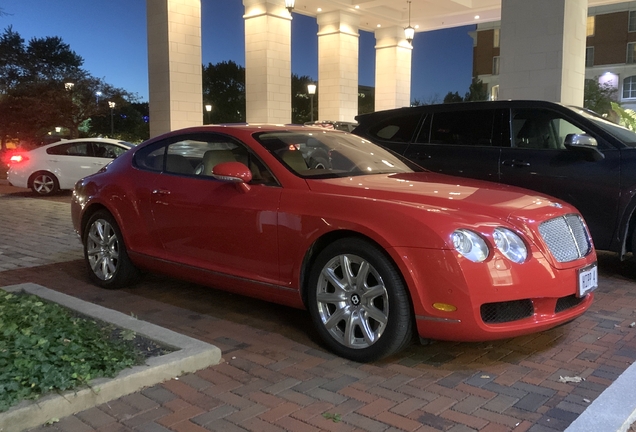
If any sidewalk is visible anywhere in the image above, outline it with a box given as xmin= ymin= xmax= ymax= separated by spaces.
xmin=1 ymin=189 xmax=636 ymax=432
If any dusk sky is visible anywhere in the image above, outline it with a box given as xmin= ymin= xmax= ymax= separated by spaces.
xmin=1 ymin=0 xmax=476 ymax=104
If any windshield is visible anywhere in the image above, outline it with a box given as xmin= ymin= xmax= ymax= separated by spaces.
xmin=570 ymin=107 xmax=636 ymax=147
xmin=254 ymin=130 xmax=420 ymax=178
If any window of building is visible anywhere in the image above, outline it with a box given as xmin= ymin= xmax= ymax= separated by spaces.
xmin=586 ymin=16 xmax=595 ymax=37
xmin=630 ymin=11 xmax=636 ymax=32
xmin=493 ymin=28 xmax=500 ymax=48
xmin=493 ymin=56 xmax=500 ymax=75
xmin=490 ymin=85 xmax=499 ymax=101
xmin=623 ymin=76 xmax=636 ymax=99
xmin=586 ymin=46 xmax=594 ymax=67
xmin=628 ymin=42 xmax=636 ymax=64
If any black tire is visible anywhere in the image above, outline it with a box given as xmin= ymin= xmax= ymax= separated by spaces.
xmin=83 ymin=210 xmax=139 ymax=289
xmin=307 ymin=238 xmax=413 ymax=362
xmin=30 ymin=171 xmax=59 ymax=196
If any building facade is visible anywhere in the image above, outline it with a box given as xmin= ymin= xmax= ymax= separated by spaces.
xmin=473 ymin=1 xmax=636 ymax=110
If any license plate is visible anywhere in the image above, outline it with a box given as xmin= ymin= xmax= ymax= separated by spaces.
xmin=577 ymin=263 xmax=598 ymax=298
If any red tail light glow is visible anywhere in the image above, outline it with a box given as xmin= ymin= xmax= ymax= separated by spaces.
xmin=9 ymin=154 xmax=28 ymax=163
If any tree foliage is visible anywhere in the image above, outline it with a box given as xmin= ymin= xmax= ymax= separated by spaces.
xmin=584 ymin=78 xmax=617 ymax=116
xmin=0 ymin=26 xmax=146 ymax=148
xmin=202 ymin=60 xmax=246 ymax=123
xmin=442 ymin=78 xmax=488 ymax=104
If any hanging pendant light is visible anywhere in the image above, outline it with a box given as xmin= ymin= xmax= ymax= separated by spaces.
xmin=285 ymin=0 xmax=295 ymax=13
xmin=404 ymin=1 xmax=414 ymax=45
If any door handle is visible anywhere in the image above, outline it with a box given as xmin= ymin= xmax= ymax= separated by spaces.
xmin=501 ymin=159 xmax=530 ymax=167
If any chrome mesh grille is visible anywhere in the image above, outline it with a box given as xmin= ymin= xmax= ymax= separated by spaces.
xmin=538 ymin=214 xmax=592 ymax=263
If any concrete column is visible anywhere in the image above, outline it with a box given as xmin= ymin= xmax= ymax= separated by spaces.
xmin=317 ymin=11 xmax=359 ymax=122
xmin=499 ymin=0 xmax=588 ymax=105
xmin=243 ymin=0 xmax=291 ymax=124
xmin=374 ymin=26 xmax=413 ymax=111
xmin=147 ymin=0 xmax=202 ymax=138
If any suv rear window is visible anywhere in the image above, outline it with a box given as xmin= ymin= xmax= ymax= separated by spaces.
xmin=368 ymin=112 xmax=422 ymax=142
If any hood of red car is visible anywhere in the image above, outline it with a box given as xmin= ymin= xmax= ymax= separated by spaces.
xmin=307 ymin=171 xmax=571 ymax=220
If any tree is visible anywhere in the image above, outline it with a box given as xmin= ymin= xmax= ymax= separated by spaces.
xmin=443 ymin=91 xmax=464 ymax=103
xmin=291 ymin=74 xmax=315 ymax=124
xmin=584 ymin=78 xmax=617 ymax=116
xmin=464 ymin=78 xmax=488 ymax=101
xmin=0 ymin=26 xmax=144 ymax=147
xmin=202 ymin=60 xmax=245 ymax=123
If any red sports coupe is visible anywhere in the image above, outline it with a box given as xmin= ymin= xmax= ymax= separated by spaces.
xmin=71 ymin=125 xmax=598 ymax=362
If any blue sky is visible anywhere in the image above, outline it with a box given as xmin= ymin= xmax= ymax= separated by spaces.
xmin=1 ymin=0 xmax=475 ymax=104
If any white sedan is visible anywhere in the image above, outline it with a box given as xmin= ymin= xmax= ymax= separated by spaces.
xmin=7 ymin=138 xmax=134 ymax=195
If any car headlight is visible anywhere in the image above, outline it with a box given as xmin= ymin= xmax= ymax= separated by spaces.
xmin=452 ymin=229 xmax=489 ymax=262
xmin=493 ymin=227 xmax=528 ymax=264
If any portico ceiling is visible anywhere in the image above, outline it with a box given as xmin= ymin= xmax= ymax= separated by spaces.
xmin=289 ymin=0 xmax=627 ymax=33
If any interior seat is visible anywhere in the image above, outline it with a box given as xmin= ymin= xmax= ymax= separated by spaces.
xmin=281 ymin=150 xmax=308 ymax=173
xmin=201 ymin=150 xmax=236 ymax=176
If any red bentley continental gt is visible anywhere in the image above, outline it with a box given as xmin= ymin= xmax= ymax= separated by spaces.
xmin=71 ymin=125 xmax=598 ymax=362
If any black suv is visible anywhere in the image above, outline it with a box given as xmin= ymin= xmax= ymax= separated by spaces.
xmin=353 ymin=100 xmax=636 ymax=259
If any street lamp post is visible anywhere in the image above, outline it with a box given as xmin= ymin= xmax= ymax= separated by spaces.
xmin=108 ymin=101 xmax=116 ymax=136
xmin=95 ymin=91 xmax=102 ymax=105
xmin=307 ymin=84 xmax=316 ymax=122
xmin=205 ymin=104 xmax=212 ymax=124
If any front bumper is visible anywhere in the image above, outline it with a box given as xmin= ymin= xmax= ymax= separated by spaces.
xmin=391 ymin=246 xmax=596 ymax=342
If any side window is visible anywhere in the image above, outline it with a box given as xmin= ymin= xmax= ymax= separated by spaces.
xmin=368 ymin=112 xmax=422 ymax=142
xmin=92 ymin=143 xmax=121 ymax=158
xmin=427 ymin=110 xmax=496 ymax=146
xmin=47 ymin=144 xmax=71 ymax=156
xmin=65 ymin=143 xmax=89 ymax=156
xmin=512 ymin=109 xmax=587 ymax=150
xmin=133 ymin=134 xmax=277 ymax=185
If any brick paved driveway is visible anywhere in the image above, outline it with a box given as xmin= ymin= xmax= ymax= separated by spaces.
xmin=1 ymin=186 xmax=636 ymax=432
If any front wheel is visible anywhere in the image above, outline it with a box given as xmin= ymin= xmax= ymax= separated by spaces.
xmin=83 ymin=210 xmax=139 ymax=289
xmin=307 ymin=238 xmax=413 ymax=362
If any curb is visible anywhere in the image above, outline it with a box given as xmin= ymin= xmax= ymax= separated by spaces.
xmin=0 ymin=283 xmax=223 ymax=432
xmin=564 ymin=358 xmax=636 ymax=432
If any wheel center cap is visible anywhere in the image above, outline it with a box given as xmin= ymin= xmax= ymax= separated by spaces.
xmin=350 ymin=293 xmax=361 ymax=306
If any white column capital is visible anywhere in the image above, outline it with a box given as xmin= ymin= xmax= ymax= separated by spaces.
xmin=317 ymin=10 xmax=360 ymax=37
xmin=243 ymin=0 xmax=292 ymax=21
xmin=375 ymin=26 xmax=413 ymax=51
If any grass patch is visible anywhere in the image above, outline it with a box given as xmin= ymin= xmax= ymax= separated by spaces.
xmin=0 ymin=291 xmax=148 ymax=412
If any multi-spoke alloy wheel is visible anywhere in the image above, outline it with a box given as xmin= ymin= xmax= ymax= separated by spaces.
xmin=83 ymin=210 xmax=138 ymax=289
xmin=308 ymin=238 xmax=412 ymax=362
xmin=30 ymin=172 xmax=58 ymax=195
xmin=86 ymin=218 xmax=120 ymax=281
xmin=316 ymin=254 xmax=389 ymax=349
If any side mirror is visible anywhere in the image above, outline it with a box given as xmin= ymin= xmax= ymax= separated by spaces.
xmin=564 ymin=133 xmax=605 ymax=161
xmin=212 ymin=161 xmax=253 ymax=192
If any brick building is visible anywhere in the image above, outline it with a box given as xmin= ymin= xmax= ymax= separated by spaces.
xmin=472 ymin=1 xmax=636 ymax=110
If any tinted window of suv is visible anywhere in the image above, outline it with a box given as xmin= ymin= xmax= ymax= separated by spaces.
xmin=368 ymin=112 xmax=422 ymax=142
xmin=421 ymin=110 xmax=497 ymax=146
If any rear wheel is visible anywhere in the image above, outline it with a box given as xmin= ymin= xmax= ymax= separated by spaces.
xmin=83 ymin=210 xmax=139 ymax=289
xmin=30 ymin=171 xmax=59 ymax=195
xmin=307 ymin=238 xmax=413 ymax=362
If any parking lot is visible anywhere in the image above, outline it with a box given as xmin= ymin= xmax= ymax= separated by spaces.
xmin=1 ymin=181 xmax=636 ymax=432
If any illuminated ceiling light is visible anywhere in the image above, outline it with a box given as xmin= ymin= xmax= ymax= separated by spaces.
xmin=377 ymin=24 xmax=382 ymax=27
xmin=404 ymin=1 xmax=415 ymax=45
xmin=474 ymin=15 xmax=480 ymax=19
xmin=285 ymin=0 xmax=295 ymax=13
xmin=317 ymin=7 xmax=322 ymax=12
xmin=355 ymin=5 xmax=360 ymax=8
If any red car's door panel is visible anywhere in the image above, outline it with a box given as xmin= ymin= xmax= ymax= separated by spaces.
xmin=146 ymin=174 xmax=282 ymax=285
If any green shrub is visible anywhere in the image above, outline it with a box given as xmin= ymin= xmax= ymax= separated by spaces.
xmin=0 ymin=291 xmax=143 ymax=412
